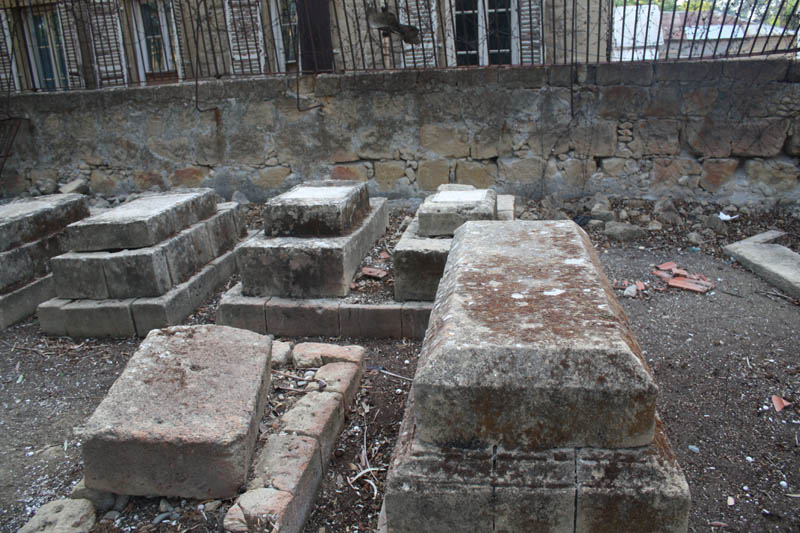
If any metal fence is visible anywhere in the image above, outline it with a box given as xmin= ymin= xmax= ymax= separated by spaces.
xmin=0 ymin=0 xmax=796 ymax=93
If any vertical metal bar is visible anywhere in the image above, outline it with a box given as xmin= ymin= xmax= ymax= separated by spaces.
xmin=561 ymin=0 xmax=567 ymax=63
xmin=644 ymin=0 xmax=653 ymax=60
xmin=341 ymin=0 xmax=359 ymax=69
xmin=348 ymin=0 xmax=366 ymax=69
xmin=675 ymin=10 xmax=686 ymax=58
xmin=424 ymin=0 xmax=439 ymax=66
xmin=235 ymin=0 xmax=255 ymax=74
xmin=595 ymin=0 xmax=601 ymax=61
xmin=401 ymin=0 xmax=418 ymax=68
xmin=687 ymin=6 xmax=704 ymax=59
xmin=330 ymin=0 xmax=348 ymax=70
xmin=620 ymin=0 xmax=627 ymax=61
xmin=208 ymin=0 xmax=224 ymax=75
xmin=748 ymin=0 xmax=773 ymax=55
xmin=699 ymin=0 xmax=719 ymax=58
xmin=759 ymin=0 xmax=787 ymax=54
xmin=357 ymin=0 xmax=378 ymax=68
xmin=535 ymin=0 xmax=543 ymax=64
xmin=570 ymin=0 xmax=575 ymax=64
xmin=447 ymin=0 xmax=457 ymax=67
xmin=176 ymin=0 xmax=195 ymax=78
xmin=737 ymin=0 xmax=759 ymax=55
xmin=654 ymin=0 xmax=666 ymax=60
xmin=550 ymin=0 xmax=556 ymax=63
xmin=772 ymin=0 xmax=799 ymax=55
xmin=632 ymin=0 xmax=640 ymax=60
xmin=228 ymin=0 xmax=243 ymax=74
xmin=584 ymin=0 xmax=589 ymax=62
xmin=365 ymin=0 xmax=387 ymax=68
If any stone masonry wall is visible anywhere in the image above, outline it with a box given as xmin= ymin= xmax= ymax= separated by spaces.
xmin=3 ymin=59 xmax=799 ymax=207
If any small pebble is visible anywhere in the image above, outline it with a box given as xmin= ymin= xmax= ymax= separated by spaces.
xmin=297 ymin=380 xmax=307 ymax=387
xmin=743 ymin=485 xmax=749 ymax=492
xmin=304 ymin=371 xmax=315 ymax=379
xmin=102 ymin=510 xmax=121 ymax=521
xmin=170 ymin=512 xmax=180 ymax=520
xmin=204 ymin=500 xmax=222 ymax=512
xmin=152 ymin=511 xmax=171 ymax=525
xmin=159 ymin=498 xmax=173 ymax=513
xmin=746 ymin=456 xmax=754 ymax=463
xmin=779 ymin=481 xmax=788 ymax=489
xmin=688 ymin=445 xmax=700 ymax=453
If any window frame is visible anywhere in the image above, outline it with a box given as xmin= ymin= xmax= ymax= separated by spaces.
xmin=269 ymin=0 xmax=297 ymax=72
xmin=130 ymin=0 xmax=181 ymax=83
xmin=446 ymin=0 xmax=521 ymax=67
xmin=23 ymin=6 xmax=70 ymax=90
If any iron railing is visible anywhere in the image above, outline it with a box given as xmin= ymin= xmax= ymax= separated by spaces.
xmin=0 ymin=0 xmax=796 ymax=93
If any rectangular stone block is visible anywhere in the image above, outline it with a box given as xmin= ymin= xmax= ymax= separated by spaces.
xmin=340 ymin=303 xmax=402 ymax=338
xmin=51 ymin=252 xmax=111 ymax=299
xmin=216 ymin=283 xmax=268 ymax=335
xmin=37 ymin=296 xmax=70 ymax=336
xmin=311 ymin=362 xmax=364 ymax=408
xmin=206 ymin=203 xmax=241 ymax=256
xmin=130 ymin=287 xmax=193 ymax=338
xmin=67 ymin=189 xmax=216 ymax=252
xmin=724 ymin=231 xmax=800 ymax=299
xmin=401 ymin=301 xmax=433 ymax=340
xmin=63 ymin=299 xmax=136 ymax=338
xmin=0 ymin=275 xmax=56 ymax=330
xmin=81 ymin=325 xmax=272 ymax=498
xmin=239 ymin=198 xmax=387 ymax=298
xmin=248 ymin=434 xmax=322 ymax=496
xmin=0 ymin=193 xmax=88 ymax=253
xmin=103 ymin=248 xmax=172 ymax=299
xmin=413 ymin=220 xmax=658 ymax=451
xmin=393 ymin=217 xmax=451 ymax=302
xmin=265 ymin=298 xmax=340 ymax=337
xmin=281 ymin=391 xmax=345 ymax=463
xmin=0 ymin=232 xmax=65 ymax=293
xmin=497 ymin=194 xmax=516 ymax=221
xmin=163 ymin=222 xmax=215 ymax=285
xmin=576 ymin=421 xmax=691 ymax=533
xmin=263 ymin=180 xmax=369 ymax=237
xmin=417 ymin=189 xmax=498 ymax=237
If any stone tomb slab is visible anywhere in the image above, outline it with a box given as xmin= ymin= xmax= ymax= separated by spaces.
xmin=239 ymin=198 xmax=387 ymax=298
xmin=0 ymin=193 xmax=88 ymax=253
xmin=417 ymin=188 xmax=497 ymax=237
xmin=412 ymin=220 xmax=658 ymax=451
xmin=81 ymin=325 xmax=271 ymax=498
xmin=67 ymin=189 xmax=216 ymax=252
xmin=723 ymin=230 xmax=800 ymax=299
xmin=393 ymin=216 xmax=452 ymax=302
xmin=263 ymin=180 xmax=369 ymax=237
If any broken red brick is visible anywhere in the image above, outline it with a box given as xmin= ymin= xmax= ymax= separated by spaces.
xmin=379 ymin=251 xmax=391 ymax=260
xmin=657 ymin=261 xmax=678 ymax=271
xmin=635 ymin=281 xmax=646 ymax=291
xmin=652 ymin=270 xmax=673 ymax=281
xmin=362 ymin=267 xmax=388 ymax=279
xmin=667 ymin=277 xmax=714 ymax=293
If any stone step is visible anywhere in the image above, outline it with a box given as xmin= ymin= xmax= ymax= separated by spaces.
xmin=417 ymin=188 xmax=497 ymax=237
xmin=0 ymin=231 xmax=65 ymax=294
xmin=0 ymin=274 xmax=55 ymax=330
xmin=413 ymin=220 xmax=658 ymax=451
xmin=238 ymin=198 xmax=387 ymax=298
xmin=263 ymin=180 xmax=369 ymax=237
xmin=66 ymin=189 xmax=216 ymax=252
xmin=52 ymin=205 xmax=241 ymax=300
xmin=0 ymin=193 xmax=88 ymax=253
xmin=393 ymin=216 xmax=452 ymax=302
xmin=80 ymin=325 xmax=272 ymax=499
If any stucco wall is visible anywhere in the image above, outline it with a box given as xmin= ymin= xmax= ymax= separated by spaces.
xmin=3 ymin=59 xmax=799 ymax=206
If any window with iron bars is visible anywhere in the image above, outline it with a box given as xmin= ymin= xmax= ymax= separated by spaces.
xmin=451 ymin=0 xmax=519 ymax=66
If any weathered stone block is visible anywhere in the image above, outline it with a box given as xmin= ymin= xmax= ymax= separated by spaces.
xmin=263 ymin=180 xmax=369 ymax=237
xmin=340 ymin=303 xmax=402 ymax=338
xmin=401 ymin=301 xmax=433 ymax=340
xmin=571 ymin=121 xmax=617 ymax=157
xmin=330 ymin=163 xmax=369 ymax=182
xmin=248 ymin=434 xmax=322 ymax=497
xmin=206 ymin=203 xmax=241 ymax=256
xmin=63 ymin=299 xmax=136 ymax=338
xmin=596 ymin=62 xmax=653 ymax=86
xmin=82 ymin=325 xmax=272 ymax=498
xmin=745 ymin=159 xmax=800 ymax=193
xmin=51 ymin=252 xmax=110 ymax=299
xmin=700 ymin=158 xmax=739 ymax=192
xmin=417 ymin=160 xmax=450 ymax=191
xmin=216 ymin=283 xmax=268 ymax=334
xmin=163 ymin=223 xmax=215 ymax=285
xmin=413 ymin=221 xmax=658 ymax=451
xmin=130 ymin=286 xmax=194 ymax=338
xmin=420 ymin=125 xmax=469 ymax=158
xmin=393 ymin=217 xmax=451 ymax=302
xmin=0 ymin=275 xmax=56 ymax=330
xmin=37 ymin=297 xmax=70 ymax=336
xmin=724 ymin=230 xmax=800 ymax=299
xmin=239 ymin=199 xmax=387 ymax=298
xmin=103 ymin=248 xmax=173 ymax=299
xmin=730 ymin=119 xmax=789 ymax=157
xmin=374 ymin=161 xmax=407 ymax=192
xmin=651 ymin=157 xmax=703 ymax=188
xmin=67 ymin=189 xmax=216 ymax=252
xmin=455 ymin=160 xmax=497 ymax=188
xmin=417 ymin=189 xmax=497 ymax=237
xmin=266 ymin=299 xmax=341 ymax=337
xmin=0 ymin=232 xmax=65 ymax=293
xmin=636 ymin=120 xmax=680 ymax=156
xmin=223 ymin=488 xmax=303 ymax=533
xmin=254 ymin=166 xmax=292 ymax=190
xmin=576 ymin=422 xmax=691 ymax=533
xmin=497 ymin=194 xmax=516 ymax=221
xmin=498 ymin=157 xmax=547 ymax=185
xmin=293 ymin=343 xmax=366 ymax=369
xmin=281 ymin=391 xmax=345 ymax=462
xmin=309 ymin=362 xmax=363 ymax=408
xmin=0 ymin=193 xmax=88 ymax=253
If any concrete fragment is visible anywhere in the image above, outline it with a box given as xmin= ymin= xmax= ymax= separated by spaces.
xmin=263 ymin=180 xmax=369 ymax=236
xmin=604 ymin=221 xmax=646 ymax=241
xmin=67 ymin=189 xmax=216 ymax=252
xmin=412 ymin=221 xmax=658 ymax=451
xmin=81 ymin=325 xmax=272 ymax=498
xmin=308 ymin=362 xmax=363 ymax=407
xmin=724 ymin=231 xmax=800 ymax=299
xmin=248 ymin=434 xmax=322 ymax=496
xmin=271 ymin=340 xmax=293 ymax=368
xmin=19 ymin=499 xmax=96 ymax=533
xmin=497 ymin=194 xmax=516 ymax=221
xmin=223 ymin=488 xmax=304 ymax=533
xmin=417 ymin=189 xmax=497 ymax=237
xmin=0 ymin=193 xmax=88 ymax=253
xmin=238 ymin=199 xmax=388 ymax=298
xmin=293 ymin=343 xmax=366 ymax=370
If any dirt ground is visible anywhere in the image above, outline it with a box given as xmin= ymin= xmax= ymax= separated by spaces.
xmin=0 ymin=200 xmax=798 ymax=532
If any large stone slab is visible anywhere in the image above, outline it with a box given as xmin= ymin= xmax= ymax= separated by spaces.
xmin=263 ymin=180 xmax=369 ymax=237
xmin=81 ymin=325 xmax=272 ymax=498
xmin=413 ymin=220 xmax=658 ymax=451
xmin=723 ymin=230 xmax=800 ymax=299
xmin=417 ymin=188 xmax=497 ymax=237
xmin=238 ymin=198 xmax=387 ymax=298
xmin=0 ymin=274 xmax=55 ymax=330
xmin=66 ymin=189 xmax=216 ymax=252
xmin=0 ymin=232 xmax=65 ymax=293
xmin=393 ymin=216 xmax=451 ymax=302
xmin=0 ymin=193 xmax=88 ymax=253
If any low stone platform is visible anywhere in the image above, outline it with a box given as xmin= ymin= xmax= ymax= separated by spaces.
xmin=39 ymin=194 xmax=245 ymax=338
xmin=263 ymin=180 xmax=369 ymax=237
xmin=724 ymin=230 xmax=800 ymax=299
xmin=0 ymin=194 xmax=89 ymax=328
xmin=417 ymin=188 xmax=497 ymax=237
xmin=66 ymin=189 xmax=216 ymax=252
xmin=393 ymin=191 xmax=516 ymax=302
xmin=217 ymin=282 xmax=431 ymax=339
xmin=382 ymin=220 xmax=689 ymax=531
xmin=81 ymin=325 xmax=272 ymax=499
xmin=237 ymin=198 xmax=388 ymax=298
